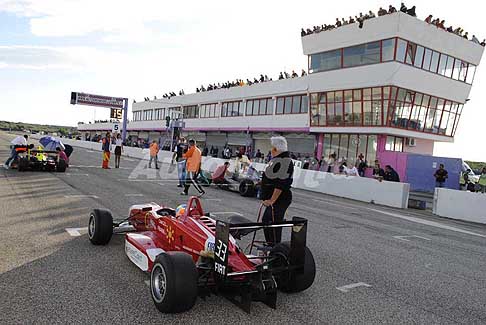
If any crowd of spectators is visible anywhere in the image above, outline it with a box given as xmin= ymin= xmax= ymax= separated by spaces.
xmin=195 ymin=69 xmax=306 ymax=93
xmin=301 ymin=2 xmax=484 ymax=45
xmin=424 ymin=15 xmax=485 ymax=46
xmin=301 ymin=3 xmax=414 ymax=36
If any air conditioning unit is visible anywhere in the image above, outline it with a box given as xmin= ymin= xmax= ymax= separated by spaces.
xmin=406 ymin=138 xmax=416 ymax=147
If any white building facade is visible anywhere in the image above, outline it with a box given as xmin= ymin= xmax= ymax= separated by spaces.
xmin=79 ymin=12 xmax=483 ymax=166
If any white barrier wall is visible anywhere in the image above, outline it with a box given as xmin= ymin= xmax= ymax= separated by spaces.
xmin=58 ymin=138 xmax=410 ymax=209
xmin=433 ymin=188 xmax=486 ymax=224
xmin=292 ymin=169 xmax=410 ymax=209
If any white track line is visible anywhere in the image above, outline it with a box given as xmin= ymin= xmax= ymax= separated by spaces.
xmin=336 ymin=282 xmax=372 ymax=293
xmin=63 ymin=194 xmax=99 ymax=199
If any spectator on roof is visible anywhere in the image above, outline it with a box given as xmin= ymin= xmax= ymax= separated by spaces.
xmin=335 ymin=18 xmax=342 ymax=27
xmin=349 ymin=16 xmax=355 ymax=23
xmin=425 ymin=14 xmax=433 ymax=23
xmin=407 ymin=6 xmax=416 ymax=17
xmin=388 ymin=5 xmax=397 ymax=13
xmin=367 ymin=11 xmax=376 ymax=18
xmin=463 ymin=32 xmax=469 ymax=40
xmin=471 ymin=35 xmax=480 ymax=44
xmin=481 ymin=39 xmax=486 ymax=46
xmin=378 ymin=7 xmax=387 ymax=16
xmin=301 ymin=69 xmax=307 ymax=76
xmin=400 ymin=3 xmax=407 ymax=13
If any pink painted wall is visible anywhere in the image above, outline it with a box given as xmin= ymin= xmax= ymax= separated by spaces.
xmin=375 ymin=135 xmax=409 ymax=182
xmin=403 ymin=138 xmax=434 ymax=155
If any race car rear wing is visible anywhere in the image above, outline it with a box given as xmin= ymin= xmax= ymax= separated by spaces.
xmin=214 ymin=217 xmax=308 ymax=279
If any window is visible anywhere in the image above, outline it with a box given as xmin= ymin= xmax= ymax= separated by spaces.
xmin=382 ymin=39 xmax=395 ymax=62
xmin=221 ymin=101 xmax=242 ymax=117
xmin=422 ymin=48 xmax=432 ymax=71
xmin=385 ymin=136 xmax=404 ymax=152
xmin=438 ymin=54 xmax=448 ymax=76
xmin=458 ymin=61 xmax=468 ymax=82
xmin=429 ymin=51 xmax=440 ymax=73
xmin=183 ymin=105 xmax=198 ymax=119
xmin=200 ymin=103 xmax=218 ymax=118
xmin=343 ymin=41 xmax=380 ymax=67
xmin=276 ymin=95 xmax=307 ymax=114
xmin=414 ymin=46 xmax=424 ymax=68
xmin=245 ymin=98 xmax=272 ymax=116
xmin=405 ymin=42 xmax=417 ymax=65
xmin=395 ymin=39 xmax=407 ymax=62
xmin=320 ymin=134 xmax=377 ymax=165
xmin=143 ymin=110 xmax=153 ymax=121
xmin=466 ymin=64 xmax=476 ymax=84
xmin=309 ymin=49 xmax=342 ymax=73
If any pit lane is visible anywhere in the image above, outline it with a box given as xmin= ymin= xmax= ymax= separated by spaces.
xmin=1 ymin=131 xmax=486 ymax=324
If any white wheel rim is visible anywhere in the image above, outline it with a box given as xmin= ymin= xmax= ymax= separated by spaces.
xmin=151 ymin=264 xmax=167 ymax=303
xmin=88 ymin=215 xmax=95 ymax=239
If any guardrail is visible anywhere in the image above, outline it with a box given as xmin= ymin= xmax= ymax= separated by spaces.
xmin=433 ymin=188 xmax=486 ymax=224
xmin=44 ymin=137 xmax=410 ymax=209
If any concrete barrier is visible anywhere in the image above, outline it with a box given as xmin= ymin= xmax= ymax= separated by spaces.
xmin=433 ymin=188 xmax=486 ymax=224
xmin=53 ymin=137 xmax=410 ymax=209
xmin=292 ymin=168 xmax=410 ymax=209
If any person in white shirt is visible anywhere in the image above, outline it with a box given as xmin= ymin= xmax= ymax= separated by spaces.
xmin=342 ymin=162 xmax=360 ymax=177
xmin=114 ymin=133 xmax=123 ymax=168
xmin=4 ymin=135 xmax=28 ymax=169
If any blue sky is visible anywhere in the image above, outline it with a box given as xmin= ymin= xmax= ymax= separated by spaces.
xmin=0 ymin=0 xmax=485 ymax=161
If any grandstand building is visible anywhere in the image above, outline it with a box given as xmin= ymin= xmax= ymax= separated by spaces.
xmin=79 ymin=12 xmax=483 ymax=167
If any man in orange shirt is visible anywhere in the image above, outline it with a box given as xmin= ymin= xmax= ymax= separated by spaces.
xmin=149 ymin=140 xmax=159 ymax=169
xmin=181 ymin=139 xmax=205 ymax=197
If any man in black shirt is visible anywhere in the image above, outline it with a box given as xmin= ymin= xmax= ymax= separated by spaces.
xmin=434 ymin=164 xmax=448 ymax=188
xmin=384 ymin=165 xmax=400 ymax=182
xmin=172 ymin=137 xmax=187 ymax=187
xmin=260 ymin=136 xmax=294 ymax=245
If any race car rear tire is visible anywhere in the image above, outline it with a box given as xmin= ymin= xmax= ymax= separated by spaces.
xmin=150 ymin=252 xmax=198 ymax=313
xmin=270 ymin=241 xmax=316 ymax=293
xmin=18 ymin=157 xmax=28 ymax=172
xmin=239 ymin=179 xmax=255 ymax=197
xmin=88 ymin=209 xmax=113 ymax=245
xmin=57 ymin=159 xmax=67 ymax=172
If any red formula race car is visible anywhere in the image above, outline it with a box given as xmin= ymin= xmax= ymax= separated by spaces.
xmin=88 ymin=197 xmax=316 ymax=313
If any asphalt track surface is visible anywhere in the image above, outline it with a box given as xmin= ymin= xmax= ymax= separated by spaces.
xmin=1 ymin=132 xmax=486 ymax=324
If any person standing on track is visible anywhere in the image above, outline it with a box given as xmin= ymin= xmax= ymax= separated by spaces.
xmin=149 ymin=140 xmax=159 ymax=169
xmin=260 ymin=136 xmax=294 ymax=245
xmin=114 ymin=133 xmax=123 ymax=168
xmin=172 ymin=137 xmax=187 ymax=187
xmin=4 ymin=134 xmax=28 ymax=169
xmin=101 ymin=132 xmax=112 ymax=169
xmin=181 ymin=139 xmax=205 ymax=197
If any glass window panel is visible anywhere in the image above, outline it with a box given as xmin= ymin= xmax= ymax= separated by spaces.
xmin=330 ymin=134 xmax=339 ymax=157
xmin=344 ymin=90 xmax=353 ymax=101
xmin=311 ymin=93 xmax=318 ymax=105
xmin=238 ymin=102 xmax=244 ymax=116
xmin=343 ymin=41 xmax=380 ymax=67
xmin=327 ymin=103 xmax=335 ymax=125
xmin=358 ymin=135 xmax=368 ymax=162
xmin=425 ymin=108 xmax=437 ymax=132
xmin=292 ymin=96 xmax=301 ymax=113
xmin=414 ymin=93 xmax=423 ymax=106
xmin=334 ymin=91 xmax=343 ymax=102
xmin=267 ymin=99 xmax=274 ymax=114
xmin=438 ymin=54 xmax=448 ymax=76
xmin=414 ymin=46 xmax=424 ymax=68
xmin=246 ymin=101 xmax=253 ymax=115
xmin=459 ymin=61 xmax=468 ymax=82
xmin=260 ymin=99 xmax=267 ymax=115
xmin=353 ymin=89 xmax=362 ymax=100
xmin=371 ymin=100 xmax=382 ymax=125
xmin=405 ymin=42 xmax=417 ymax=65
xmin=446 ymin=112 xmax=456 ymax=136
xmin=309 ymin=49 xmax=342 ymax=73
xmin=395 ymin=138 xmax=403 ymax=152
xmin=429 ymin=51 xmax=440 ymax=73
xmin=397 ymin=88 xmax=407 ymax=102
xmin=398 ymin=102 xmax=411 ymax=128
xmin=409 ymin=104 xmax=422 ymax=130
xmin=439 ymin=110 xmax=450 ymax=135
xmin=318 ymin=103 xmax=326 ymax=125
xmin=348 ymin=134 xmax=359 ymax=166
xmin=318 ymin=93 xmax=326 ymax=103
xmin=252 ymin=100 xmax=259 ymax=115
xmin=344 ymin=102 xmax=352 ymax=124
xmin=323 ymin=134 xmax=332 ymax=158
xmin=363 ymin=88 xmax=372 ymax=101
xmin=353 ymin=102 xmax=362 ymax=125
xmin=276 ymin=98 xmax=284 ymax=114
xmin=389 ymin=101 xmax=400 ymax=126
xmin=327 ymin=91 xmax=335 ymax=102
xmin=453 ymin=113 xmax=461 ymax=136
xmin=383 ymin=100 xmax=389 ymax=125
xmin=366 ymin=135 xmax=377 ymax=164
xmin=311 ymin=103 xmax=319 ymax=126
xmin=335 ymin=102 xmax=343 ymax=125
xmin=383 ymin=86 xmax=390 ymax=100
xmin=445 ymin=56 xmax=454 ymax=78
xmin=338 ymin=134 xmax=349 ymax=159
xmin=382 ymin=38 xmax=396 ymax=62
xmin=363 ymin=101 xmax=372 ymax=125
xmin=466 ymin=64 xmax=476 ymax=84
xmin=284 ymin=97 xmax=292 ymax=114
xmin=395 ymin=39 xmax=407 ymax=62
xmin=301 ymin=96 xmax=309 ymax=113
xmin=372 ymin=87 xmax=382 ymax=100
xmin=422 ymin=48 xmax=432 ymax=71
xmin=386 ymin=136 xmax=395 ymax=151
xmin=452 ymin=59 xmax=461 ymax=80
xmin=390 ymin=87 xmax=398 ymax=101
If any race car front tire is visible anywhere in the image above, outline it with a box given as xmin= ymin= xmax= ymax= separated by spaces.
xmin=270 ymin=241 xmax=316 ymax=293
xmin=239 ymin=179 xmax=255 ymax=197
xmin=150 ymin=252 xmax=198 ymax=313
xmin=88 ymin=209 xmax=113 ymax=245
